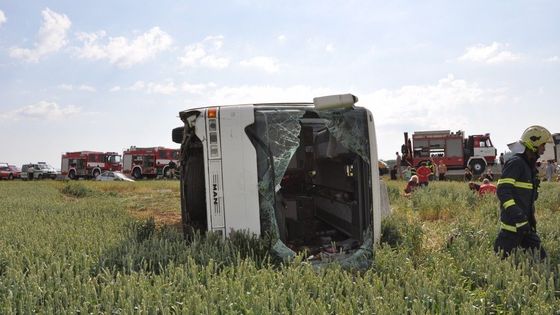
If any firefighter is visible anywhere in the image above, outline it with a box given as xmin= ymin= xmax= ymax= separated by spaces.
xmin=493 ymin=125 xmax=552 ymax=260
xmin=416 ymin=162 xmax=431 ymax=187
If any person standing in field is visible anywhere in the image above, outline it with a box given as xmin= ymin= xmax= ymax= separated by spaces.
xmin=27 ymin=164 xmax=34 ymax=181
xmin=438 ymin=161 xmax=447 ymax=181
xmin=494 ymin=125 xmax=552 ymax=260
xmin=416 ymin=162 xmax=431 ymax=187
xmin=396 ymin=151 xmax=403 ymax=180
xmin=432 ymin=157 xmax=439 ymax=181
xmin=464 ymin=167 xmax=473 ymax=182
xmin=545 ymin=160 xmax=555 ymax=182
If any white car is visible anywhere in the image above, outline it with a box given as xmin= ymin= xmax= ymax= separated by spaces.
xmin=95 ymin=171 xmax=135 ymax=182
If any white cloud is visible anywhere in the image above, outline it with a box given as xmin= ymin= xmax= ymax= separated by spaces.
xmin=277 ymin=34 xmax=286 ymax=42
xmin=58 ymin=84 xmax=73 ymax=90
xmin=239 ymin=56 xmax=280 ymax=73
xmin=117 ymin=80 xmax=216 ymax=95
xmin=458 ymin=42 xmax=521 ymax=64
xmin=57 ymin=84 xmax=96 ymax=92
xmin=209 ymin=85 xmax=333 ymax=105
xmin=180 ymin=82 xmax=217 ymax=94
xmin=0 ymin=10 xmax=6 ymax=27
xmin=179 ymin=35 xmax=230 ymax=69
xmin=78 ymin=84 xmax=96 ymax=92
xmin=9 ymin=8 xmax=71 ymax=62
xmin=75 ymin=27 xmax=172 ymax=68
xmin=1 ymin=101 xmax=81 ymax=121
xmin=125 ymin=80 xmax=177 ymax=95
xmin=360 ymin=74 xmax=503 ymax=128
xmin=325 ymin=44 xmax=335 ymax=52
xmin=545 ymin=56 xmax=559 ymax=63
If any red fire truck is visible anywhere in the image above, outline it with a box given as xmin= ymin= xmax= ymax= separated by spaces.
xmin=61 ymin=151 xmax=122 ymax=179
xmin=402 ymin=130 xmax=497 ymax=175
xmin=122 ymin=146 xmax=179 ymax=179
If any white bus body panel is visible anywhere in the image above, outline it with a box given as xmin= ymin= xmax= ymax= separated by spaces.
xmin=195 ymin=106 xmax=261 ymax=237
xmin=219 ymin=106 xmax=260 ymax=236
xmin=365 ymin=109 xmax=382 ymax=244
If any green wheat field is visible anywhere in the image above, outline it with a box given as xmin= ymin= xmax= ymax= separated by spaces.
xmin=1 ymin=180 xmax=559 ymax=313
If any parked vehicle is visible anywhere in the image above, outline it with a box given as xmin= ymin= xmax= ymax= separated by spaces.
xmin=0 ymin=164 xmax=21 ymax=180
xmin=538 ymin=133 xmax=560 ymax=163
xmin=21 ymin=162 xmax=58 ymax=180
xmin=172 ymin=93 xmax=384 ymax=266
xmin=402 ymin=130 xmax=497 ymax=175
xmin=95 ymin=171 xmax=134 ymax=182
xmin=122 ymin=146 xmax=179 ymax=179
xmin=61 ymin=151 xmax=121 ymax=180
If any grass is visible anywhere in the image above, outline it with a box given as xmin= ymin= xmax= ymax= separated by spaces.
xmin=0 ymin=179 xmax=559 ymax=313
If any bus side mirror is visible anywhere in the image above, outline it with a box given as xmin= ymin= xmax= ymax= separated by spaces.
xmin=172 ymin=126 xmax=184 ymax=144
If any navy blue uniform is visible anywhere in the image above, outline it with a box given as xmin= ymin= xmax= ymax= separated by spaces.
xmin=493 ymin=153 xmax=545 ymax=259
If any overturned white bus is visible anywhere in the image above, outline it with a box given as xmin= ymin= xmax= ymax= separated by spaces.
xmin=172 ymin=94 xmax=383 ymax=267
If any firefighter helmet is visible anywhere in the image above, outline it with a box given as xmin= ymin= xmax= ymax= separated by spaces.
xmin=521 ymin=125 xmax=552 ymax=152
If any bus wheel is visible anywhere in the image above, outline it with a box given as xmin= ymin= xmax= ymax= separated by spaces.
xmin=69 ymin=170 xmax=77 ymax=180
xmin=93 ymin=169 xmax=100 ymax=179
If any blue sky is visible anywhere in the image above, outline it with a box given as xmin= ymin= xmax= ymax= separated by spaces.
xmin=1 ymin=1 xmax=559 ymax=167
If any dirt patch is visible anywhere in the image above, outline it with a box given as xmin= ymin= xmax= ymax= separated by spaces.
xmin=128 ymin=207 xmax=182 ymax=230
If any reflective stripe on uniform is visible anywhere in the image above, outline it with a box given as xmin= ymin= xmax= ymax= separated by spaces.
xmin=497 ymin=177 xmax=533 ymax=189
xmin=501 ymin=221 xmax=529 ymax=232
xmin=498 ymin=178 xmax=515 ymax=185
xmin=514 ymin=182 xmax=533 ymax=189
xmin=503 ymin=199 xmax=516 ymax=209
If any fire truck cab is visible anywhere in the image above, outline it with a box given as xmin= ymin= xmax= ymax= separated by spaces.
xmin=62 ymin=151 xmax=122 ymax=179
xmin=122 ymin=146 xmax=179 ymax=180
xmin=172 ymin=94 xmax=384 ymax=267
xmin=403 ymin=130 xmax=496 ymax=175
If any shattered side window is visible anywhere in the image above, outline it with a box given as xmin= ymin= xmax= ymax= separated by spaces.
xmin=248 ymin=109 xmax=305 ymax=238
xmin=317 ymin=108 xmax=370 ymax=164
xmin=247 ymin=109 xmax=305 ymax=258
xmin=247 ymin=107 xmax=374 ymax=267
xmin=256 ymin=109 xmax=305 ymax=190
